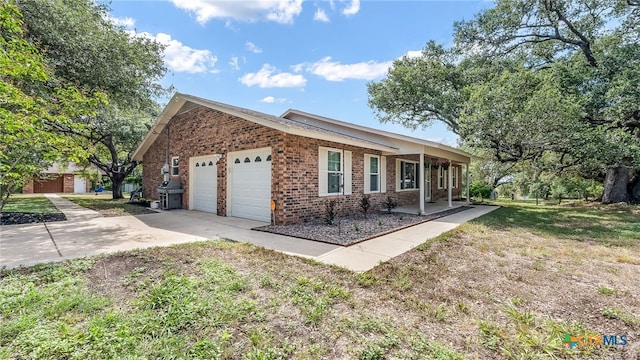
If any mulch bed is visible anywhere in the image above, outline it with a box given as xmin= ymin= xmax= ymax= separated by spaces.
xmin=0 ymin=212 xmax=67 ymax=226
xmin=253 ymin=206 xmax=473 ymax=246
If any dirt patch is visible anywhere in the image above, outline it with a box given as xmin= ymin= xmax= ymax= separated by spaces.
xmin=0 ymin=212 xmax=67 ymax=225
xmin=254 ymin=206 xmax=473 ymax=246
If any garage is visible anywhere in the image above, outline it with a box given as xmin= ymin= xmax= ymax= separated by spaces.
xmin=34 ymin=177 xmax=63 ymax=193
xmin=189 ymin=155 xmax=218 ymax=213
xmin=229 ymin=147 xmax=272 ymax=222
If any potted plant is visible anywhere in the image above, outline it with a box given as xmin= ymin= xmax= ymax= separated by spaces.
xmin=441 ymin=161 xmax=450 ymax=170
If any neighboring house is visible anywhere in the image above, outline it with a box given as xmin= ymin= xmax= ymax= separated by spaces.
xmin=132 ymin=93 xmax=471 ymax=225
xmin=22 ymin=162 xmax=92 ymax=194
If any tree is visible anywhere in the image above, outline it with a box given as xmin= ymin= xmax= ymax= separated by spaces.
xmin=0 ymin=1 xmax=102 ymax=210
xmin=453 ymin=0 xmax=640 ymax=203
xmin=17 ymin=0 xmax=167 ymax=199
xmin=368 ymin=0 xmax=640 ymax=204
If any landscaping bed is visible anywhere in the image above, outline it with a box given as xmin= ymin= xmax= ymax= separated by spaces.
xmin=254 ymin=206 xmax=473 ymax=246
xmin=0 ymin=212 xmax=66 ymax=225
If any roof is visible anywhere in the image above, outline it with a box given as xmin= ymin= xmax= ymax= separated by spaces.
xmin=132 ymin=93 xmax=471 ymax=163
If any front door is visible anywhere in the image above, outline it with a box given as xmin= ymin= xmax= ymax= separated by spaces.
xmin=424 ymin=165 xmax=431 ymax=202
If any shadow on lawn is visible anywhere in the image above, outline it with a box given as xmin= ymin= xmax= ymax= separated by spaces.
xmin=471 ymin=204 xmax=640 ymax=247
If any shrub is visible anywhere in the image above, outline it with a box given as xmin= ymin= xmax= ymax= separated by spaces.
xmin=324 ymin=199 xmax=339 ymax=225
xmin=360 ymin=194 xmax=371 ymax=218
xmin=469 ymin=182 xmax=493 ymax=201
xmin=382 ymin=195 xmax=397 ymax=214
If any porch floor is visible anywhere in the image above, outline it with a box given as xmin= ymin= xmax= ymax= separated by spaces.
xmin=393 ymin=199 xmax=470 ymax=216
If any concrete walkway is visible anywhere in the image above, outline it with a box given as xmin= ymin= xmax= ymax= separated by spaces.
xmin=0 ymin=194 xmax=498 ymax=272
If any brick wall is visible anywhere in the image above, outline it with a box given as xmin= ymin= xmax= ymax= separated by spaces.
xmin=141 ymin=105 xmax=465 ymax=225
xmin=142 ymin=107 xmax=283 ymax=217
xmin=22 ymin=182 xmax=34 ymax=194
xmin=63 ymin=174 xmax=74 ymax=193
xmin=430 ymin=164 xmax=464 ymax=201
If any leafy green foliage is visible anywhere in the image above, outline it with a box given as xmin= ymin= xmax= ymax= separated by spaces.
xmin=469 ymin=182 xmax=493 ymax=200
xmin=0 ymin=1 xmax=103 ymax=209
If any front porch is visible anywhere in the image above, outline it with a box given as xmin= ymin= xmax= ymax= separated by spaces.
xmin=393 ymin=199 xmax=469 ymax=216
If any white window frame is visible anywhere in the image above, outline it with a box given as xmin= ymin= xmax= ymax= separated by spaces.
xmin=396 ymin=159 xmax=419 ymax=191
xmin=327 ymin=150 xmax=342 ymax=195
xmin=171 ymin=156 xmax=179 ymax=176
xmin=319 ymin=147 xmax=352 ymax=197
xmin=438 ymin=166 xmax=447 ymax=189
xmin=452 ymin=166 xmax=458 ymax=189
xmin=365 ymin=155 xmax=380 ymax=194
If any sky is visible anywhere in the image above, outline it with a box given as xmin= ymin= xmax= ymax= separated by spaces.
xmin=109 ymin=0 xmax=492 ymax=147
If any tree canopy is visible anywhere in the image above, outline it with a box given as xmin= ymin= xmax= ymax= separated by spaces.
xmin=14 ymin=0 xmax=168 ymax=199
xmin=368 ymin=0 xmax=640 ymax=203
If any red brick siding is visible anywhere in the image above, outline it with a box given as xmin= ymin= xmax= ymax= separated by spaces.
xmin=430 ymin=164 xmax=463 ymax=201
xmin=141 ymin=106 xmax=466 ymax=224
xmin=142 ymin=107 xmax=283 ymax=217
xmin=63 ymin=174 xmax=74 ymax=193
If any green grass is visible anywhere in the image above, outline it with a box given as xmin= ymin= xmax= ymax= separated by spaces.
xmin=2 ymin=195 xmax=60 ymax=214
xmin=62 ymin=195 xmax=157 ymax=216
xmin=1 ymin=201 xmax=638 ymax=359
xmin=473 ymin=200 xmax=640 ymax=247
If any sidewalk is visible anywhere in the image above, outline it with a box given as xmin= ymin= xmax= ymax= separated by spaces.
xmin=1 ymin=194 xmax=498 ymax=272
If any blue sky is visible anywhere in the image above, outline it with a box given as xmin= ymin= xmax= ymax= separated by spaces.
xmin=109 ymin=0 xmax=491 ymax=146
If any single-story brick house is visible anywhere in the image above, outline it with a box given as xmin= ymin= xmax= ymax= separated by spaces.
xmin=22 ymin=162 xmax=92 ymax=194
xmin=132 ymin=93 xmax=471 ymax=225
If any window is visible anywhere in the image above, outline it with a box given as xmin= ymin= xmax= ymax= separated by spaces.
xmin=452 ymin=166 xmax=458 ymax=188
xmin=171 ymin=157 xmax=179 ymax=176
xmin=327 ymin=151 xmax=341 ymax=194
xmin=438 ymin=166 xmax=447 ymax=189
xmin=365 ymin=155 xmax=386 ymax=194
xmin=319 ymin=147 xmax=352 ymax=196
xmin=398 ymin=160 xmax=419 ymax=190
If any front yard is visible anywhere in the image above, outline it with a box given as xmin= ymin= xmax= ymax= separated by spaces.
xmin=62 ymin=194 xmax=158 ymax=217
xmin=0 ymin=195 xmax=65 ymax=225
xmin=1 ymin=202 xmax=638 ymax=359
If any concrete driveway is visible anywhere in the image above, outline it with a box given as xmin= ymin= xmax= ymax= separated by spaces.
xmin=0 ymin=195 xmax=498 ymax=271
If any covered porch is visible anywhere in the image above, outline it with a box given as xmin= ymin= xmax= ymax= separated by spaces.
xmin=393 ymin=199 xmax=469 ymax=216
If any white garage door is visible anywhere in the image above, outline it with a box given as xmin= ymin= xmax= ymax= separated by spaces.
xmin=190 ymin=155 xmax=218 ymax=213
xmin=230 ymin=148 xmax=272 ymax=222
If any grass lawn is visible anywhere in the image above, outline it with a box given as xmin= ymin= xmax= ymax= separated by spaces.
xmin=62 ymin=194 xmax=158 ymax=217
xmin=2 ymin=194 xmax=61 ymax=214
xmin=1 ymin=202 xmax=638 ymax=359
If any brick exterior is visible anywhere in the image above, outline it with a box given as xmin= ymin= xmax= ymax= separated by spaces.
xmin=142 ymin=106 xmax=465 ymax=225
xmin=22 ymin=174 xmax=87 ymax=194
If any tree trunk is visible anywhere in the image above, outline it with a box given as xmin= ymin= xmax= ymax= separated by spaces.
xmin=110 ymin=173 xmax=125 ymax=200
xmin=630 ymin=171 xmax=640 ymax=204
xmin=602 ymin=167 xmax=631 ymax=204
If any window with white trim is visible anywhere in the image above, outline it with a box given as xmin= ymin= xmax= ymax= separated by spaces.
xmin=452 ymin=166 xmax=458 ymax=188
xmin=365 ymin=155 xmax=379 ymax=193
xmin=171 ymin=156 xmax=179 ymax=176
xmin=327 ymin=150 xmax=341 ymax=194
xmin=319 ymin=147 xmax=352 ymax=196
xmin=397 ymin=160 xmax=419 ymax=190
xmin=438 ymin=166 xmax=447 ymax=189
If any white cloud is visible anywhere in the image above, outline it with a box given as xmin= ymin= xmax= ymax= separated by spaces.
xmin=404 ymin=50 xmax=423 ymax=59
xmin=342 ymin=0 xmax=360 ymax=15
xmin=303 ymin=56 xmax=391 ymax=81
xmin=109 ymin=16 xmax=135 ymax=28
xmin=239 ymin=64 xmax=306 ymax=88
xmin=229 ymin=56 xmax=240 ymax=70
xmin=260 ymin=96 xmax=287 ymax=103
xmin=314 ymin=8 xmax=330 ymax=22
xmin=137 ymin=32 xmax=218 ymax=74
xmin=291 ymin=63 xmax=305 ymax=73
xmin=246 ymin=41 xmax=263 ymax=54
xmin=171 ymin=0 xmax=303 ymax=24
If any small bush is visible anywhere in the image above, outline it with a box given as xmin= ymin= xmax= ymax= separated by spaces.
xmin=360 ymin=194 xmax=371 ymax=218
xmin=382 ymin=195 xmax=397 ymax=214
xmin=324 ymin=199 xmax=339 ymax=225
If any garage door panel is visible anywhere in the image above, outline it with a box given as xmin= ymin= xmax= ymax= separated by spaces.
xmin=190 ymin=156 xmax=218 ymax=213
xmin=230 ymin=148 xmax=271 ymax=222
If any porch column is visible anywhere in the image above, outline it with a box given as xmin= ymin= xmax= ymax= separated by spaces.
xmin=448 ymin=159 xmax=453 ymax=207
xmin=466 ymin=163 xmax=471 ymax=204
xmin=419 ymin=152 xmax=425 ymax=215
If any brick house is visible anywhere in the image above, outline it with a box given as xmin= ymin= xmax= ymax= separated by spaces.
xmin=132 ymin=93 xmax=471 ymax=225
xmin=22 ymin=162 xmax=92 ymax=194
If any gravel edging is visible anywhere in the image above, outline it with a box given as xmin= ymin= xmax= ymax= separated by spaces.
xmin=253 ymin=206 xmax=473 ymax=246
xmin=1 ymin=212 xmax=67 ymax=226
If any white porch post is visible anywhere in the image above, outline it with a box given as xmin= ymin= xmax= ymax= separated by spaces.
xmin=448 ymin=159 xmax=453 ymax=208
xmin=466 ymin=163 xmax=471 ymax=204
xmin=419 ymin=152 xmax=425 ymax=215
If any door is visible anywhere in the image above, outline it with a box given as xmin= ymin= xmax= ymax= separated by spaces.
xmin=34 ymin=176 xmax=63 ymax=193
xmin=73 ymin=176 xmax=87 ymax=193
xmin=190 ymin=155 xmax=218 ymax=213
xmin=229 ymin=147 xmax=272 ymax=222
xmin=424 ymin=165 xmax=432 ymax=202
